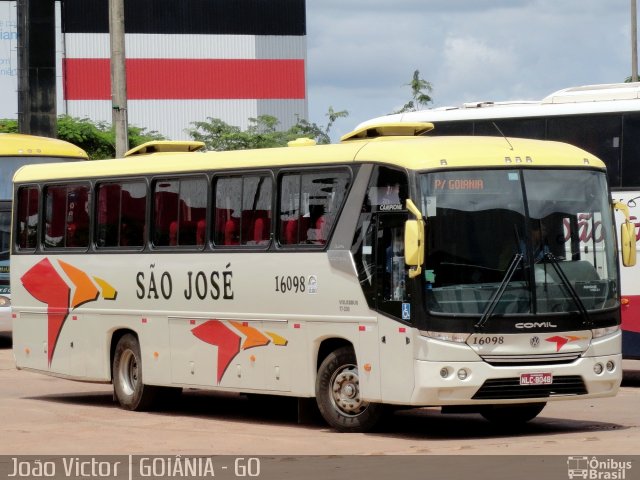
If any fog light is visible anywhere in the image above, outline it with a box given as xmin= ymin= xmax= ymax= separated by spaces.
xmin=606 ymin=361 xmax=615 ymax=372
xmin=594 ymin=363 xmax=604 ymax=375
xmin=457 ymin=369 xmax=468 ymax=380
xmin=440 ymin=368 xmax=449 ymax=378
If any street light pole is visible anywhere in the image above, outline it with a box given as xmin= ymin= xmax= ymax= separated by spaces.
xmin=109 ymin=0 xmax=129 ymax=157
xmin=633 ymin=0 xmax=638 ymax=81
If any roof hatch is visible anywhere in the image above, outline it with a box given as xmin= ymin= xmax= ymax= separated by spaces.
xmin=340 ymin=122 xmax=434 ymax=142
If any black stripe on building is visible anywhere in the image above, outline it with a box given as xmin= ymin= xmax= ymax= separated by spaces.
xmin=62 ymin=0 xmax=306 ymax=36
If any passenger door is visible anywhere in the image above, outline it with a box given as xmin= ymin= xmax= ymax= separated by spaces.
xmin=375 ymin=213 xmax=415 ymax=402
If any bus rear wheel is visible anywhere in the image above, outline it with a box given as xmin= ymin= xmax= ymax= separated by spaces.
xmin=112 ymin=334 xmax=158 ymax=411
xmin=315 ymin=346 xmax=383 ymax=432
xmin=480 ymin=402 xmax=546 ymax=425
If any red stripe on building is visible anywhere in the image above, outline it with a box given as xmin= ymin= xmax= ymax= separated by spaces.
xmin=63 ymin=58 xmax=306 ymax=100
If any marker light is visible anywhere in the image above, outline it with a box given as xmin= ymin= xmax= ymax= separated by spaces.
xmin=592 ymin=326 xmax=620 ymax=339
xmin=421 ymin=331 xmax=470 ymax=344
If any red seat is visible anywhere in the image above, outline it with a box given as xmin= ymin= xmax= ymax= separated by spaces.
xmin=224 ymin=218 xmax=239 ymax=245
xmin=169 ymin=221 xmax=178 ymax=246
xmin=196 ymin=219 xmax=206 ymax=245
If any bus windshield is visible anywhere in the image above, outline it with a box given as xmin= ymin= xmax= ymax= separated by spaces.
xmin=419 ymin=169 xmax=618 ymax=316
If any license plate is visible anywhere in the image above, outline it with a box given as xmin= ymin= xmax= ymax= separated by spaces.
xmin=520 ymin=372 xmax=553 ymax=386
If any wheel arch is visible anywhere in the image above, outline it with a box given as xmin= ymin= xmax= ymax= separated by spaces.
xmin=109 ymin=328 xmax=138 ymax=381
xmin=316 ymin=337 xmax=355 ymax=372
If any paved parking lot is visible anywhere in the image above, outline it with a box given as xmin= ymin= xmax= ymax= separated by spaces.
xmin=1 ymin=336 xmax=639 ymax=456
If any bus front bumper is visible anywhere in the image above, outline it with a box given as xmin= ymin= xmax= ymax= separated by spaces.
xmin=409 ymin=354 xmax=621 ymax=406
xmin=0 ymin=306 xmax=12 ymax=335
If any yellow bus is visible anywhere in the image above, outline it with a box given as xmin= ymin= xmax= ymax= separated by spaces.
xmin=0 ymin=133 xmax=88 ymax=335
xmin=10 ymin=124 xmax=635 ymax=432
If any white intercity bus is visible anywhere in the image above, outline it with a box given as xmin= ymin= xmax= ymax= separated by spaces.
xmin=10 ymin=126 xmax=635 ymax=432
xmin=0 ymin=133 xmax=87 ymax=336
xmin=359 ymin=82 xmax=640 ymax=358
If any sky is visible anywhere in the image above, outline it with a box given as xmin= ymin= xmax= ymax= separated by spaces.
xmin=305 ymin=0 xmax=634 ymax=140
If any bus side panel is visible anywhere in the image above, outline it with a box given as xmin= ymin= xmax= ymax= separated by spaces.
xmin=378 ymin=315 xmax=415 ymax=403
xmin=169 ymin=317 xmax=219 ymax=387
xmin=262 ymin=320 xmax=294 ymax=391
xmin=356 ymin=322 xmax=381 ymax=402
xmin=136 ymin=315 xmax=173 ymax=386
xmin=13 ymin=312 xmax=49 ymax=372
xmin=51 ymin=313 xmax=87 ymax=377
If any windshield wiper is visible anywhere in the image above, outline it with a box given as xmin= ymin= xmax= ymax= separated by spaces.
xmin=543 ymin=252 xmax=592 ymax=328
xmin=475 ymin=253 xmax=523 ymax=330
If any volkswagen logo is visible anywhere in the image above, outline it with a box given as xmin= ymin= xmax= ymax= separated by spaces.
xmin=530 ymin=336 xmax=540 ymax=348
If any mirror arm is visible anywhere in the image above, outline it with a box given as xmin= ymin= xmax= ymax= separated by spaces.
xmin=613 ymin=201 xmax=631 ymax=220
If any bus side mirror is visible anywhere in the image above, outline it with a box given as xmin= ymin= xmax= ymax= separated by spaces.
xmin=614 ymin=201 xmax=637 ymax=267
xmin=405 ymin=199 xmax=425 ymax=279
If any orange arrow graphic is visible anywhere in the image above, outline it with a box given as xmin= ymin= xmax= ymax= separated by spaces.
xmin=230 ymin=321 xmax=271 ymax=349
xmin=265 ymin=331 xmax=288 ymax=346
xmin=93 ymin=276 xmax=118 ymax=300
xmin=58 ymin=260 xmax=99 ymax=308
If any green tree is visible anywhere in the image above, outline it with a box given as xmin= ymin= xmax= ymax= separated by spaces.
xmin=395 ymin=69 xmax=434 ymax=113
xmin=0 ymin=118 xmax=18 ymax=132
xmin=188 ymin=108 xmax=349 ymax=151
xmin=0 ymin=116 xmax=165 ymax=159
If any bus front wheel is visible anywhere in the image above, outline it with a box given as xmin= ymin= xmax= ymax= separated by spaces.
xmin=315 ymin=346 xmax=383 ymax=432
xmin=112 ymin=334 xmax=158 ymax=411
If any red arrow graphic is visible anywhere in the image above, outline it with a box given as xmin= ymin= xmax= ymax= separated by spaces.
xmin=191 ymin=320 xmax=241 ymax=383
xmin=20 ymin=258 xmax=71 ymax=366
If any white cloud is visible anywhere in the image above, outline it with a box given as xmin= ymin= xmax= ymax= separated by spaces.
xmin=306 ymin=0 xmax=635 ymax=139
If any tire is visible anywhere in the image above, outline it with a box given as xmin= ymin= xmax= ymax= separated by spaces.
xmin=315 ymin=346 xmax=383 ymax=432
xmin=480 ymin=402 xmax=546 ymax=425
xmin=112 ymin=334 xmax=158 ymax=411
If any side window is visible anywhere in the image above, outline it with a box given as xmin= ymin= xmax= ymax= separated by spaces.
xmin=44 ymin=183 xmax=90 ymax=249
xmin=622 ymin=113 xmax=640 ymax=188
xmin=16 ymin=186 xmax=40 ymax=250
xmin=352 ymin=166 xmax=410 ymax=316
xmin=278 ymin=170 xmax=350 ymax=246
xmin=214 ymin=175 xmax=272 ymax=246
xmin=547 ymin=114 xmax=622 ymax=188
xmin=241 ymin=176 xmax=272 ymax=245
xmin=153 ymin=177 xmax=207 ymax=247
xmin=96 ymin=181 xmax=147 ymax=248
xmin=279 ymin=174 xmax=300 ymax=245
xmin=365 ymin=166 xmax=408 ymax=213
xmin=214 ymin=177 xmax=242 ymax=246
xmin=0 ymin=209 xmax=9 ymax=255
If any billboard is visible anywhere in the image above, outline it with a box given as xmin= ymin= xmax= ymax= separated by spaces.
xmin=0 ymin=0 xmax=307 ymax=139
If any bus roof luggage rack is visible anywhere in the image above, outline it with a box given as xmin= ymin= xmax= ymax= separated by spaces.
xmin=340 ymin=122 xmax=434 ymax=142
xmin=124 ymin=140 xmax=205 ymax=157
xmin=542 ymin=82 xmax=640 ymax=104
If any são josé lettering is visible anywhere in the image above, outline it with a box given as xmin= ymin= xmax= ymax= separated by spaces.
xmin=136 ymin=264 xmax=234 ymax=301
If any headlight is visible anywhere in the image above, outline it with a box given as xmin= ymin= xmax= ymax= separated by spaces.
xmin=421 ymin=331 xmax=470 ymax=343
xmin=0 ymin=295 xmax=10 ymax=307
xmin=592 ymin=325 xmax=619 ymax=339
